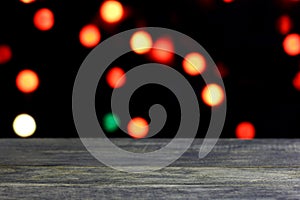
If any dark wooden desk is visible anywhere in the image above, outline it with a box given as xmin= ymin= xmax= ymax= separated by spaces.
xmin=0 ymin=139 xmax=299 ymax=199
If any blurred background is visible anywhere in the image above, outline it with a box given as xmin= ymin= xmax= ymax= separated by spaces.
xmin=0 ymin=0 xmax=299 ymax=139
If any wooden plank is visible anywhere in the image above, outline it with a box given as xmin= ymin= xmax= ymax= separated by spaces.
xmin=0 ymin=139 xmax=300 ymax=199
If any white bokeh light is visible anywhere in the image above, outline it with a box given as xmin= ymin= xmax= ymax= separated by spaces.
xmin=13 ymin=114 xmax=36 ymax=138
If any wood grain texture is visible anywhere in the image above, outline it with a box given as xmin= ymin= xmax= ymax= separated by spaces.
xmin=0 ymin=139 xmax=300 ymax=199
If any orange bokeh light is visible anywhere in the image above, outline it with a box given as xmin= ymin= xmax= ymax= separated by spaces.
xmin=283 ymin=33 xmax=300 ymax=56
xmin=20 ymin=0 xmax=35 ymax=3
xmin=277 ymin=15 xmax=292 ymax=35
xmin=130 ymin=31 xmax=153 ymax=54
xmin=79 ymin=24 xmax=101 ymax=48
xmin=292 ymin=71 xmax=300 ymax=91
xmin=33 ymin=8 xmax=54 ymax=31
xmin=149 ymin=37 xmax=174 ymax=64
xmin=16 ymin=69 xmax=39 ymax=93
xmin=182 ymin=52 xmax=206 ymax=76
xmin=106 ymin=67 xmax=126 ymax=88
xmin=235 ymin=122 xmax=255 ymax=140
xmin=100 ymin=0 xmax=124 ymax=24
xmin=0 ymin=45 xmax=12 ymax=64
xmin=127 ymin=117 xmax=149 ymax=139
xmin=201 ymin=84 xmax=224 ymax=106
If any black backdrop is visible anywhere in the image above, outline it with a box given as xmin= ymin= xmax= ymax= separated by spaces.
xmin=0 ymin=0 xmax=299 ymax=138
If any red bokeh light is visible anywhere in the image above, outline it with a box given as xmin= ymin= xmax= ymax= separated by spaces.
xmin=106 ymin=67 xmax=126 ymax=88
xmin=16 ymin=69 xmax=39 ymax=94
xmin=33 ymin=8 xmax=55 ymax=31
xmin=149 ymin=37 xmax=174 ymax=64
xmin=0 ymin=45 xmax=12 ymax=64
xmin=223 ymin=0 xmax=234 ymax=3
xmin=130 ymin=31 xmax=153 ymax=54
xmin=277 ymin=15 xmax=292 ymax=35
xmin=235 ymin=122 xmax=255 ymax=140
xmin=283 ymin=33 xmax=300 ymax=56
xmin=79 ymin=24 xmax=101 ymax=48
xmin=217 ymin=62 xmax=229 ymax=78
xmin=293 ymin=71 xmax=300 ymax=91
xmin=127 ymin=117 xmax=149 ymax=139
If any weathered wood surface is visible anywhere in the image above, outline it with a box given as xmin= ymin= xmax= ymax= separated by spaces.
xmin=0 ymin=139 xmax=300 ymax=199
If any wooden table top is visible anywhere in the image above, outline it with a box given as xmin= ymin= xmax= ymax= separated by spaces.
xmin=0 ymin=139 xmax=300 ymax=199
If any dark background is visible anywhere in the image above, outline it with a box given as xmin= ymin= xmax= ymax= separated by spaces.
xmin=0 ymin=0 xmax=299 ymax=138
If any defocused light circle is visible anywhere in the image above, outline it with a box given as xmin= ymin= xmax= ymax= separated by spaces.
xmin=277 ymin=15 xmax=292 ymax=35
xmin=182 ymin=52 xmax=206 ymax=76
xmin=130 ymin=31 xmax=153 ymax=54
xmin=13 ymin=114 xmax=36 ymax=138
xmin=16 ymin=69 xmax=39 ymax=93
xmin=103 ymin=113 xmax=120 ymax=133
xmin=106 ymin=67 xmax=126 ymax=88
xmin=201 ymin=84 xmax=224 ymax=106
xmin=283 ymin=33 xmax=300 ymax=56
xmin=293 ymin=71 xmax=300 ymax=91
xmin=150 ymin=37 xmax=174 ymax=64
xmin=235 ymin=122 xmax=255 ymax=140
xmin=33 ymin=8 xmax=54 ymax=31
xmin=79 ymin=24 xmax=101 ymax=48
xmin=223 ymin=0 xmax=234 ymax=3
xmin=127 ymin=117 xmax=149 ymax=139
xmin=20 ymin=0 xmax=35 ymax=3
xmin=0 ymin=45 xmax=12 ymax=64
xmin=100 ymin=0 xmax=124 ymax=24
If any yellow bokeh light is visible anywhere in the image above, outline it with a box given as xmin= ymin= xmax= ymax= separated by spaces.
xmin=201 ymin=84 xmax=225 ymax=106
xmin=130 ymin=31 xmax=153 ymax=54
xmin=20 ymin=0 xmax=35 ymax=4
xmin=13 ymin=114 xmax=36 ymax=138
xmin=182 ymin=52 xmax=206 ymax=76
xmin=100 ymin=0 xmax=124 ymax=24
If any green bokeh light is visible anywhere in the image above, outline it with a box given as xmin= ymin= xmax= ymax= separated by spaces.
xmin=103 ymin=113 xmax=120 ymax=133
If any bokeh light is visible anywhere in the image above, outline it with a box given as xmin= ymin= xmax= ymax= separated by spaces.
xmin=106 ymin=67 xmax=126 ymax=88
xmin=223 ymin=0 xmax=234 ymax=3
xmin=33 ymin=8 xmax=55 ymax=31
xmin=16 ymin=69 xmax=39 ymax=94
xmin=182 ymin=52 xmax=206 ymax=76
xmin=127 ymin=117 xmax=149 ymax=139
xmin=130 ymin=31 xmax=153 ymax=54
xmin=20 ymin=0 xmax=35 ymax=3
xmin=283 ymin=33 xmax=300 ymax=56
xmin=235 ymin=122 xmax=255 ymax=140
xmin=13 ymin=114 xmax=36 ymax=138
xmin=201 ymin=84 xmax=225 ymax=106
xmin=293 ymin=71 xmax=300 ymax=91
xmin=0 ymin=45 xmax=12 ymax=64
xmin=149 ymin=37 xmax=174 ymax=64
xmin=277 ymin=15 xmax=292 ymax=35
xmin=79 ymin=24 xmax=101 ymax=48
xmin=217 ymin=62 xmax=229 ymax=78
xmin=100 ymin=0 xmax=124 ymax=24
xmin=103 ymin=113 xmax=120 ymax=133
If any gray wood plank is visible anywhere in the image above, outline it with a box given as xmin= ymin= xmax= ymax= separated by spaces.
xmin=0 ymin=139 xmax=300 ymax=199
